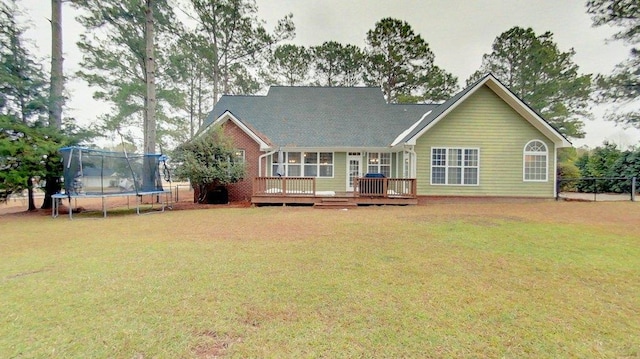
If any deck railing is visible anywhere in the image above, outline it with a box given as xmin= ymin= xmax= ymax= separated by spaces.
xmin=355 ymin=178 xmax=416 ymax=198
xmin=253 ymin=177 xmax=316 ymax=196
xmin=253 ymin=177 xmax=417 ymax=198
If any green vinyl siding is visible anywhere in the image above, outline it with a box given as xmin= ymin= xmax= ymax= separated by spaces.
xmin=415 ymin=85 xmax=556 ymax=197
xmin=316 ymin=152 xmax=346 ymax=191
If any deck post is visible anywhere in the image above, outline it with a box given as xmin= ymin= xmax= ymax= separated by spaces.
xmin=281 ymin=177 xmax=286 ymax=196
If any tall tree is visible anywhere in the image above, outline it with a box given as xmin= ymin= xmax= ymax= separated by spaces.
xmin=340 ymin=44 xmax=365 ymax=87
xmin=72 ymin=0 xmax=182 ymax=150
xmin=0 ymin=1 xmax=81 ymax=210
xmin=0 ymin=0 xmax=48 ymax=124
xmin=311 ymin=41 xmax=364 ymax=86
xmin=266 ymin=44 xmax=311 ymax=86
xmin=587 ymin=0 xmax=639 ymax=128
xmin=187 ymin=0 xmax=294 ymax=101
xmin=49 ymin=0 xmax=63 ymax=130
xmin=0 ymin=116 xmax=73 ymax=210
xmin=144 ymin=0 xmax=156 ymax=155
xmin=364 ymin=18 xmax=457 ymax=103
xmin=467 ymin=26 xmax=591 ymax=139
xmin=166 ymin=33 xmax=213 ymax=139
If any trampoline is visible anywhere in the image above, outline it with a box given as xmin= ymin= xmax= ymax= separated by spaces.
xmin=52 ymin=146 xmax=172 ymax=218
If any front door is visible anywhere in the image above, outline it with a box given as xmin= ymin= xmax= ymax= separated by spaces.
xmin=346 ymin=153 xmax=362 ymax=192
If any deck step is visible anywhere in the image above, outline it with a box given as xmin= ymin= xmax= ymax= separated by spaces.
xmin=314 ymin=197 xmax=357 ymax=209
xmin=320 ymin=197 xmax=354 ymax=202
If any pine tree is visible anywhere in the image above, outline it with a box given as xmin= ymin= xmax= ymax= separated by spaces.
xmin=587 ymin=0 xmax=639 ymax=128
xmin=467 ymin=27 xmax=591 ymax=139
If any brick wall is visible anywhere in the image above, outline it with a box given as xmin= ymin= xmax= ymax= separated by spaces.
xmin=220 ymin=120 xmax=263 ymax=202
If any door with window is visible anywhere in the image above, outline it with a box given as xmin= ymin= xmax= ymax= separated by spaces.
xmin=346 ymin=153 xmax=362 ymax=192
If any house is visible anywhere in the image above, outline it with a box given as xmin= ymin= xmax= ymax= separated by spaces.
xmin=198 ymin=73 xmax=571 ymax=205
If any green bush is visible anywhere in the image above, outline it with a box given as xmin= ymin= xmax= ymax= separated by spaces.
xmin=557 ymin=161 xmax=581 ymax=192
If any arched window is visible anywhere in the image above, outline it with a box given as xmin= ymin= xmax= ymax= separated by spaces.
xmin=523 ymin=140 xmax=548 ymax=181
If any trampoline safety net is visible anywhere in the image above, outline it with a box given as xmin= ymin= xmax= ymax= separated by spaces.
xmin=59 ymin=146 xmax=167 ymax=196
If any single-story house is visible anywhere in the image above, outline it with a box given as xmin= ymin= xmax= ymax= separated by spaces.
xmin=198 ymin=73 xmax=571 ymax=205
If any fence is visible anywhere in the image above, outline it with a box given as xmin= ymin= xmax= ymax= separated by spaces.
xmin=172 ymin=184 xmax=194 ymax=202
xmin=557 ymin=176 xmax=637 ymax=202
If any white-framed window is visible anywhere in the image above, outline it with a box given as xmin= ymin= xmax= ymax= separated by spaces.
xmin=431 ymin=147 xmax=479 ymax=185
xmin=367 ymin=152 xmax=391 ymax=177
xmin=272 ymin=152 xmax=333 ymax=177
xmin=234 ymin=149 xmax=245 ymax=163
xmin=523 ymin=140 xmax=548 ymax=181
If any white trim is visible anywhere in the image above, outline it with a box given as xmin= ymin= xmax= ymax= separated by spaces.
xmin=430 ymin=146 xmax=481 ymax=186
xmin=259 ymin=150 xmax=278 ymax=176
xmin=406 ymin=145 xmax=417 ymax=179
xmin=523 ymin=139 xmax=548 ymax=182
xmin=199 ymin=111 xmax=270 ymax=150
xmin=270 ymin=151 xmax=335 ymax=178
xmin=406 ymin=75 xmax=571 ymax=148
xmin=391 ymin=110 xmax=432 ymax=146
xmin=346 ymin=153 xmax=362 ymax=191
xmin=553 ymin=145 xmax=558 ymax=197
xmin=366 ymin=152 xmax=392 ymax=177
xmin=485 ymin=79 xmax=571 ymax=148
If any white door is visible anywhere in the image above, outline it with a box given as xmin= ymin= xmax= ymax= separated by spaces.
xmin=346 ymin=153 xmax=362 ymax=192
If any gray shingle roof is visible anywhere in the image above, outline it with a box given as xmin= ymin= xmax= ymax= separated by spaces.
xmin=202 ymin=86 xmax=438 ymax=148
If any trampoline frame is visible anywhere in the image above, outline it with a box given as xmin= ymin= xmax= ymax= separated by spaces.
xmin=51 ymin=191 xmax=172 ymax=219
xmin=52 ymin=146 xmax=172 ymax=219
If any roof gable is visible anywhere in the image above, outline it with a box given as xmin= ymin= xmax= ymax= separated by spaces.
xmin=201 ymin=110 xmax=271 ymax=150
xmin=402 ymin=74 xmax=571 ymax=147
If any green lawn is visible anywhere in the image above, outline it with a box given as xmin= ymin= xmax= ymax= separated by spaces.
xmin=1 ymin=202 xmax=638 ymax=358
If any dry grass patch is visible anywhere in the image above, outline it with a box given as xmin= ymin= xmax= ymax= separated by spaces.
xmin=0 ymin=201 xmax=638 ymax=358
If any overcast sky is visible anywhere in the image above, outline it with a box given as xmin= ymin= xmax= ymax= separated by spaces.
xmin=19 ymin=0 xmax=640 ymax=149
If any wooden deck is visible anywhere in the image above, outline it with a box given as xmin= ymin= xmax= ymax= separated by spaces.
xmin=252 ymin=177 xmax=418 ymax=207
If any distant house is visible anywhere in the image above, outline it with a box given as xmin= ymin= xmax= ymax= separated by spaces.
xmin=198 ymin=74 xmax=571 ymax=205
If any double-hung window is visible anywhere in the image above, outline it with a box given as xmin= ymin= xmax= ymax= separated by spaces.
xmin=431 ymin=147 xmax=479 ymax=185
xmin=273 ymin=152 xmax=333 ymax=177
xmin=303 ymin=152 xmax=333 ymax=177
xmin=233 ymin=149 xmax=245 ymax=163
xmin=367 ymin=152 xmax=391 ymax=177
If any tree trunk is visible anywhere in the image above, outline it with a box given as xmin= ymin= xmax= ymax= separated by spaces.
xmin=27 ymin=177 xmax=36 ymax=211
xmin=41 ymin=174 xmax=60 ymax=210
xmin=140 ymin=0 xmax=157 ymax=193
xmin=144 ymin=0 xmax=156 ymax=155
xmin=197 ymin=75 xmax=204 ymax=129
xmin=41 ymin=0 xmax=64 ymax=209
xmin=49 ymin=0 xmax=63 ymax=130
xmin=189 ymin=65 xmax=195 ymax=139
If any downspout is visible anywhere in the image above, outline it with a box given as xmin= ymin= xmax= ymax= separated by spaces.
xmin=258 ymin=149 xmax=278 ymax=177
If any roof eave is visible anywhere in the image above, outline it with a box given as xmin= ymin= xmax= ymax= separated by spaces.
xmin=199 ymin=110 xmax=272 ymax=150
xmin=405 ymin=74 xmax=572 ymax=147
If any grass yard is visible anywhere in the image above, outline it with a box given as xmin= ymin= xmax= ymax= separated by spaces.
xmin=1 ymin=201 xmax=638 ymax=358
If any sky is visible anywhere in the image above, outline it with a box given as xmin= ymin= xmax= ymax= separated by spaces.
xmin=18 ymin=0 xmax=640 ymax=149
